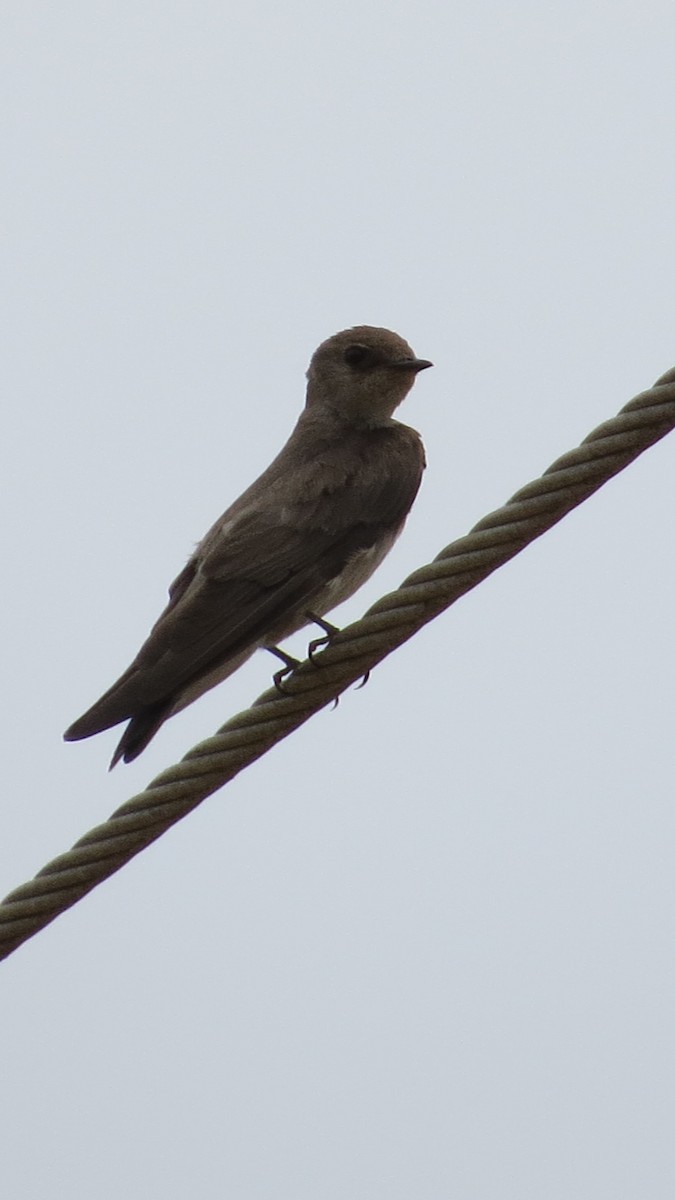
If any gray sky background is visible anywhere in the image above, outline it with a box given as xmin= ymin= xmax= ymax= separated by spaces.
xmin=2 ymin=2 xmax=675 ymax=1196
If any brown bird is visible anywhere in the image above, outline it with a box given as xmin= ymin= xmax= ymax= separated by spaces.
xmin=64 ymin=326 xmax=432 ymax=766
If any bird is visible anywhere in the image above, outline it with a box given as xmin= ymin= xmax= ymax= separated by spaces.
xmin=64 ymin=325 xmax=433 ymax=766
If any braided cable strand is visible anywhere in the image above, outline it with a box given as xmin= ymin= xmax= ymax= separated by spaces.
xmin=2 ymin=367 xmax=674 ymax=960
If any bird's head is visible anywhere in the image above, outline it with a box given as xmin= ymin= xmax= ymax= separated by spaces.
xmin=305 ymin=326 xmax=432 ymax=424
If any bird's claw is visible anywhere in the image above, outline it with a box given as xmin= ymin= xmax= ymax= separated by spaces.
xmin=306 ymin=612 xmax=340 ymax=664
xmin=273 ymin=665 xmax=295 ymax=695
xmin=308 ymin=633 xmax=330 ymax=663
xmin=267 ymin=646 xmax=301 ymax=694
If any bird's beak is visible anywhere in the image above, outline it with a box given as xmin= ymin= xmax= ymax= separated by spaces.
xmin=390 ymin=357 xmax=433 ymax=373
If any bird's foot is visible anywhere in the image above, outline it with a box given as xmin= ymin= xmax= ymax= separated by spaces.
xmin=306 ymin=612 xmax=340 ymax=662
xmin=267 ymin=646 xmax=301 ymax=694
xmin=305 ymin=612 xmax=370 ymax=696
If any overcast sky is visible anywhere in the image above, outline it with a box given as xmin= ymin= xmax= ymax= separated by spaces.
xmin=2 ymin=2 xmax=675 ymax=1197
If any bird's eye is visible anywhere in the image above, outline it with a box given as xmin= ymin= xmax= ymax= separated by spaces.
xmin=343 ymin=344 xmax=377 ymax=369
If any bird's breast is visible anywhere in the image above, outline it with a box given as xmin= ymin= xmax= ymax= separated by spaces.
xmin=311 ymin=525 xmax=402 ymax=616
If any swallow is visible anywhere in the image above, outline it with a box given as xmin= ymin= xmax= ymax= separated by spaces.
xmin=64 ymin=326 xmax=432 ymax=765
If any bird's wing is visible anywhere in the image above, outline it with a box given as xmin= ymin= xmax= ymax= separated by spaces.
xmin=65 ymin=425 xmax=424 ymax=738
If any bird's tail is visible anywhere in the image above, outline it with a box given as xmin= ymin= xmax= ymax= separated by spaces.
xmin=64 ymin=667 xmax=172 ymax=768
xmin=107 ymin=701 xmax=173 ymax=769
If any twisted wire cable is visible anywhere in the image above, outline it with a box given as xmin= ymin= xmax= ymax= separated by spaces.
xmin=2 ymin=366 xmax=674 ymax=961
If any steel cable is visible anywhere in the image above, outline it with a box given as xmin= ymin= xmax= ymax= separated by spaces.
xmin=2 ymin=367 xmax=674 ymax=960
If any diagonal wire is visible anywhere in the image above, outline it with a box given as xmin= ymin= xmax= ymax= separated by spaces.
xmin=2 ymin=367 xmax=674 ymax=961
